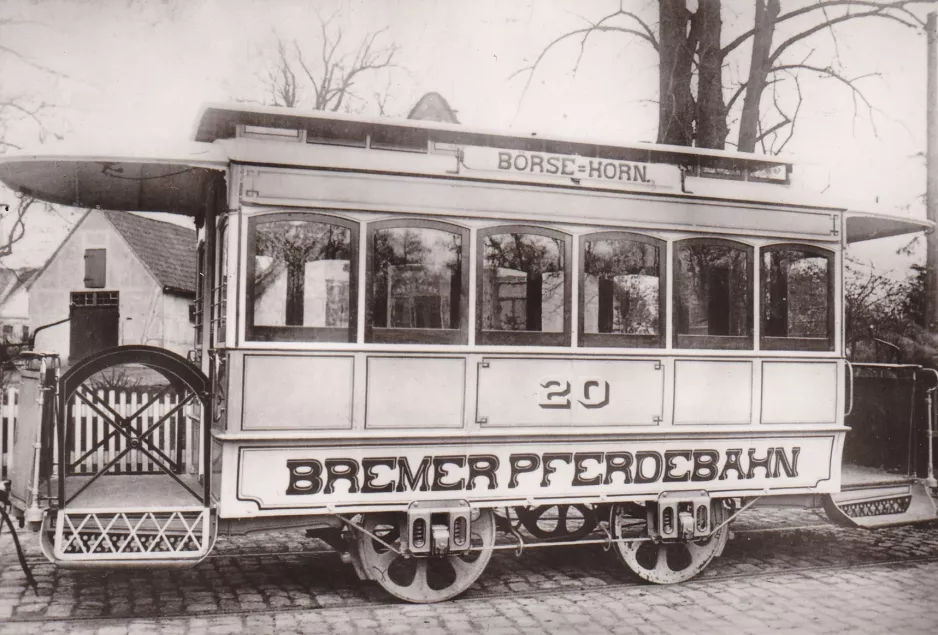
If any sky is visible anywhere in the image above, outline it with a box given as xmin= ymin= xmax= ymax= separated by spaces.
xmin=0 ymin=0 xmax=934 ymax=275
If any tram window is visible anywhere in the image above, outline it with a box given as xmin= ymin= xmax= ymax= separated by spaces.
xmin=674 ymin=239 xmax=753 ymax=349
xmin=246 ymin=213 xmax=358 ymax=342
xmin=580 ymin=233 xmax=664 ymax=348
xmin=367 ymin=221 xmax=469 ymax=344
xmin=478 ymin=227 xmax=571 ymax=346
xmin=762 ymin=245 xmax=833 ymax=351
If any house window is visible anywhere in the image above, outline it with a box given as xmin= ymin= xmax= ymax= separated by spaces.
xmin=246 ymin=212 xmax=358 ymax=342
xmin=71 ymin=291 xmax=119 ymax=306
xmin=478 ymin=227 xmax=570 ymax=346
xmin=674 ymin=238 xmax=753 ymax=350
xmin=2 ymin=325 xmax=12 ymax=342
xmin=580 ymin=232 xmax=665 ymax=348
xmin=367 ymin=220 xmax=468 ymax=344
xmin=83 ymin=249 xmax=106 ymax=288
xmin=21 ymin=325 xmax=28 ymax=342
xmin=762 ymin=245 xmax=834 ymax=351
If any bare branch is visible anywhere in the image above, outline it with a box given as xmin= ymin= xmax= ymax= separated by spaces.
xmin=723 ymin=0 xmax=928 ymax=57
xmin=510 ymin=5 xmax=658 ymax=113
xmin=769 ymin=7 xmax=922 ymax=66
xmin=774 ymin=75 xmax=803 ymax=154
xmin=771 ymin=62 xmax=881 ymax=137
xmin=260 ymin=11 xmax=398 ymax=113
xmin=0 ymin=194 xmax=33 ymax=260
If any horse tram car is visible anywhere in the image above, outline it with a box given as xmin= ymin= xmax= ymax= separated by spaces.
xmin=1 ymin=104 xmax=937 ymax=603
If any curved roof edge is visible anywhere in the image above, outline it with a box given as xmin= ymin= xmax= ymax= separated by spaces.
xmin=846 ymin=211 xmax=932 ymax=243
xmin=0 ymin=140 xmax=227 ymax=217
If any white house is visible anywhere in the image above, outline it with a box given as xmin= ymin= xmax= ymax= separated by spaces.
xmin=29 ymin=210 xmax=197 ymax=363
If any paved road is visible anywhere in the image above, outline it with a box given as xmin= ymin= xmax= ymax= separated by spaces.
xmin=1 ymin=507 xmax=937 ymax=633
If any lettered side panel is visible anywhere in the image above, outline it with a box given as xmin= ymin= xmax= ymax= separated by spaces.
xmin=475 ymin=357 xmax=664 ymax=427
xmin=230 ymin=435 xmax=836 ymax=514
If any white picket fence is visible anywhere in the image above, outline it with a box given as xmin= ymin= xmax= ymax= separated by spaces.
xmin=1 ymin=385 xmax=195 ymax=479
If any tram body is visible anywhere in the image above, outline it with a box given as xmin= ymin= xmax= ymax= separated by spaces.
xmin=0 ymin=103 xmax=933 ymax=601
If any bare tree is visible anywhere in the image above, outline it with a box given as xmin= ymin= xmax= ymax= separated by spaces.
xmin=515 ymin=0 xmax=934 ymax=153
xmin=0 ymin=11 xmax=67 ymax=261
xmin=262 ymin=10 xmax=399 ymax=113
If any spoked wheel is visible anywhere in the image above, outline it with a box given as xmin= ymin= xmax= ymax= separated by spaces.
xmin=611 ymin=501 xmax=729 ymax=584
xmin=515 ymin=504 xmax=598 ymax=540
xmin=354 ymin=509 xmax=495 ymax=603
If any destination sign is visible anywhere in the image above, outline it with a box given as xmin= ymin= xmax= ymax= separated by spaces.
xmin=460 ymin=146 xmax=682 ymax=193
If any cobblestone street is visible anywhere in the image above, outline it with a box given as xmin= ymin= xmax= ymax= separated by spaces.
xmin=1 ymin=507 xmax=937 ymax=633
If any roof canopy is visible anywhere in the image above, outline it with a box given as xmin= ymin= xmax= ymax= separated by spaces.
xmin=845 ymin=212 xmax=932 ymax=243
xmin=0 ymin=141 xmax=226 ymax=217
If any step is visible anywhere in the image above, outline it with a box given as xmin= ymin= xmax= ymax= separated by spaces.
xmin=41 ymin=506 xmax=214 ymax=568
xmin=823 ymin=481 xmax=937 ymax=529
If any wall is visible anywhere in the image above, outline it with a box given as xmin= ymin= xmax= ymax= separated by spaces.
xmin=161 ymin=293 xmax=195 ymax=357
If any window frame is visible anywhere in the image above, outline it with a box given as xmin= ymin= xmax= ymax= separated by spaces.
xmin=578 ymin=231 xmax=666 ymax=349
xmin=672 ymin=236 xmax=754 ymax=350
xmin=245 ymin=211 xmax=359 ymax=343
xmin=760 ymin=243 xmax=835 ymax=352
xmin=83 ymin=248 xmax=106 ymax=289
xmin=365 ymin=218 xmax=470 ymax=345
xmin=476 ymin=225 xmax=572 ymax=347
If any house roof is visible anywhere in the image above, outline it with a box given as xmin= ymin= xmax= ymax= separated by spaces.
xmin=407 ymin=92 xmax=460 ymax=123
xmin=103 ymin=211 xmax=197 ymax=294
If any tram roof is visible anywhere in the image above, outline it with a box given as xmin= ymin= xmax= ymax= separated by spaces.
xmin=0 ymin=103 xmax=930 ymax=243
xmin=195 ymin=102 xmax=794 ymax=182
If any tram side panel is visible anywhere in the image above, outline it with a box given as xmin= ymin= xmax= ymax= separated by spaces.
xmin=215 ymin=165 xmax=846 ymax=520
xmin=215 ymin=350 xmax=844 ymax=519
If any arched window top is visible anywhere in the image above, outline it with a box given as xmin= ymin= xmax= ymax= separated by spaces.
xmin=674 ymin=236 xmax=753 ymax=250
xmin=249 ymin=210 xmax=360 ymax=230
xmin=370 ymin=217 xmax=470 ymax=232
xmin=582 ymin=230 xmax=665 ymax=247
xmin=761 ymin=242 xmax=834 ymax=257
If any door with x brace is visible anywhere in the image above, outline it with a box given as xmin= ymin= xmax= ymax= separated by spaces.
xmin=46 ymin=346 xmax=215 ymax=566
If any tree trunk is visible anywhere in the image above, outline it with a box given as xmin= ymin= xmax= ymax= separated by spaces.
xmin=737 ymin=0 xmax=780 ymax=152
xmin=694 ymin=0 xmax=728 ymax=149
xmin=657 ymin=0 xmax=697 ymax=146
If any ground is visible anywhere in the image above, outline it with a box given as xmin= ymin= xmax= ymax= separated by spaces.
xmin=1 ymin=506 xmax=937 ymax=633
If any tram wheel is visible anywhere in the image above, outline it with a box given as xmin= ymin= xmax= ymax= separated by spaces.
xmin=611 ymin=500 xmax=728 ymax=584
xmin=354 ymin=509 xmax=495 ymax=603
xmin=515 ymin=504 xmax=598 ymax=540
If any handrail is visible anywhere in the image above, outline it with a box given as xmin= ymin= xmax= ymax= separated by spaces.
xmin=845 ymin=359 xmax=855 ymax=418
xmin=919 ymin=368 xmax=938 ymax=489
xmin=918 ymin=367 xmax=938 ymax=394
